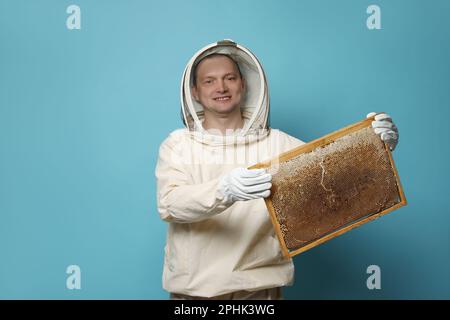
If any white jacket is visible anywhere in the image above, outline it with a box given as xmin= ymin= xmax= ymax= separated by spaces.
xmin=155 ymin=40 xmax=305 ymax=297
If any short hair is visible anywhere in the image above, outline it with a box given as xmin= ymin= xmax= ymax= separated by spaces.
xmin=192 ymin=53 xmax=243 ymax=87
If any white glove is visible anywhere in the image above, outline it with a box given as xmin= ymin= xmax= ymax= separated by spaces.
xmin=218 ymin=167 xmax=272 ymax=204
xmin=367 ymin=112 xmax=399 ymax=151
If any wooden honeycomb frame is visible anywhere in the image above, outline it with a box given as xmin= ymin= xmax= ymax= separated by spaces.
xmin=249 ymin=116 xmax=407 ymax=258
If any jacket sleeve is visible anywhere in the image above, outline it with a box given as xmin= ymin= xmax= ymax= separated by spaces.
xmin=155 ymin=136 xmax=233 ymax=223
xmin=280 ymin=130 xmax=306 ymax=151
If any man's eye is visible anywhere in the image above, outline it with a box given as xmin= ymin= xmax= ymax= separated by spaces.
xmin=227 ymin=77 xmax=236 ymax=81
xmin=204 ymin=80 xmax=213 ymax=84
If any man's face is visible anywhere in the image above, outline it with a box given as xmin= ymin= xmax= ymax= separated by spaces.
xmin=192 ymin=55 xmax=245 ymax=115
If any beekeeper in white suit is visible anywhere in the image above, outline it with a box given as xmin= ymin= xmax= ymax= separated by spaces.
xmin=155 ymin=39 xmax=399 ymax=300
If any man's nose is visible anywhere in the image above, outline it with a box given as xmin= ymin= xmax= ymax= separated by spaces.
xmin=216 ymin=79 xmax=228 ymax=92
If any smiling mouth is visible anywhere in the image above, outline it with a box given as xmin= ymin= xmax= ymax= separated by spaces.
xmin=213 ymin=96 xmax=231 ymax=101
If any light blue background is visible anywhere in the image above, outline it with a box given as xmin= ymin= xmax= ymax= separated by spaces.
xmin=1 ymin=0 xmax=449 ymax=299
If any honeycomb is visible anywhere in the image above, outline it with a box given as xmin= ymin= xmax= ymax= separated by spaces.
xmin=267 ymin=127 xmax=402 ymax=253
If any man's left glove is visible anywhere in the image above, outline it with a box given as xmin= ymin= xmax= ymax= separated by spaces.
xmin=367 ymin=112 xmax=399 ymax=151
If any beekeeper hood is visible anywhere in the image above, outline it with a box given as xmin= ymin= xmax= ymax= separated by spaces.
xmin=180 ymin=39 xmax=270 ymax=145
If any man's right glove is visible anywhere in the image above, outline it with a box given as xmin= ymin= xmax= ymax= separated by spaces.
xmin=218 ymin=167 xmax=272 ymax=204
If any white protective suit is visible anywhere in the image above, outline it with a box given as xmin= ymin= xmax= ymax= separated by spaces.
xmin=155 ymin=40 xmax=306 ymax=297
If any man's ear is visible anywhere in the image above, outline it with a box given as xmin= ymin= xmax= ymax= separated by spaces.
xmin=191 ymin=86 xmax=199 ymax=101
xmin=241 ymin=77 xmax=246 ymax=93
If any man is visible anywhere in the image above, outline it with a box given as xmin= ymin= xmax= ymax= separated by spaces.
xmin=155 ymin=39 xmax=399 ymax=300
